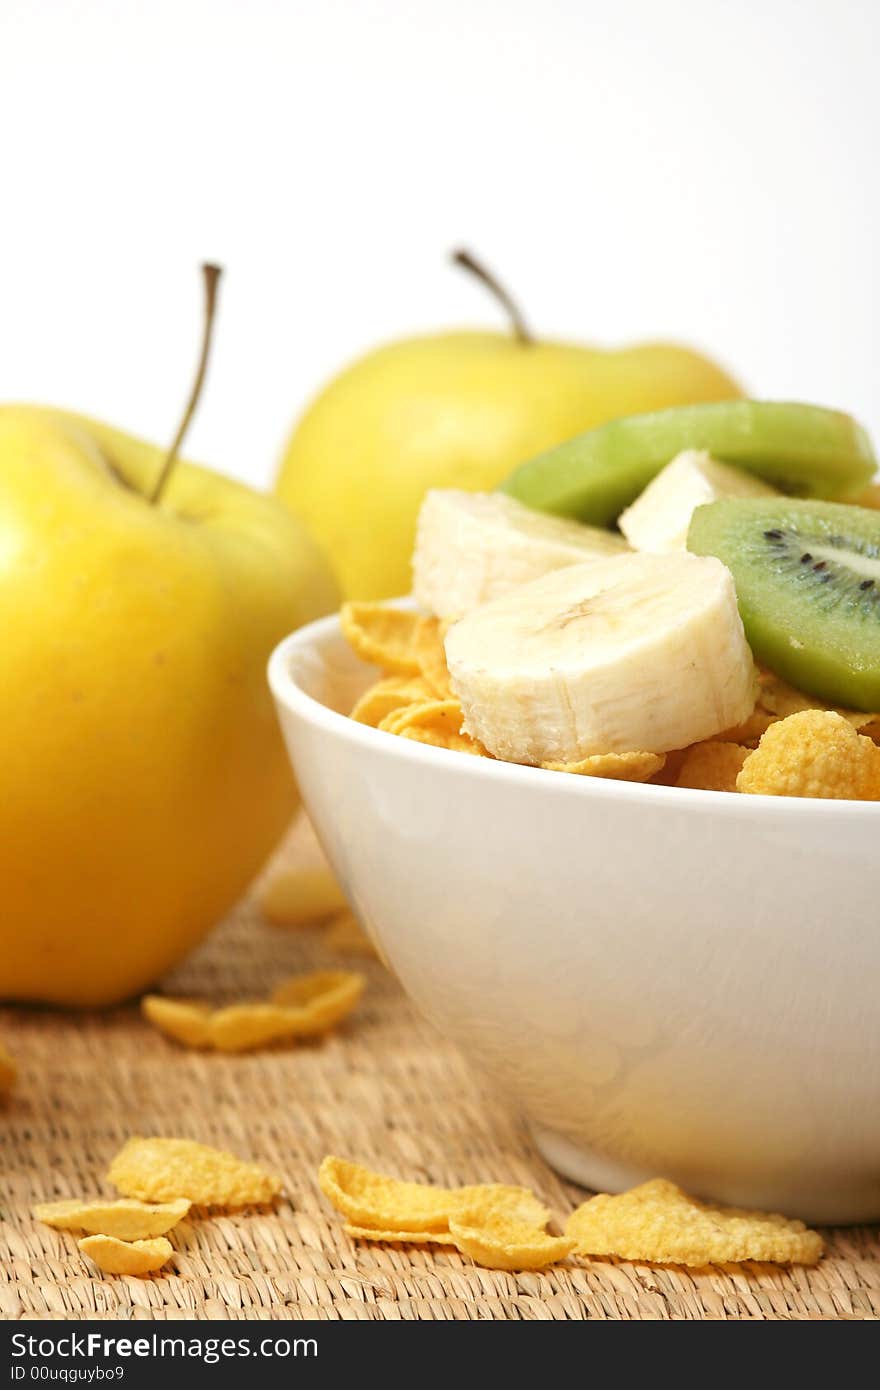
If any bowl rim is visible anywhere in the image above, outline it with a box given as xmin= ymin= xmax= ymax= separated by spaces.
xmin=268 ymin=610 xmax=880 ymax=819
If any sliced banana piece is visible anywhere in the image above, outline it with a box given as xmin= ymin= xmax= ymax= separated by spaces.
xmin=445 ymin=551 xmax=757 ymax=764
xmin=619 ymin=450 xmax=776 ymax=554
xmin=412 ymin=489 xmax=628 ymax=619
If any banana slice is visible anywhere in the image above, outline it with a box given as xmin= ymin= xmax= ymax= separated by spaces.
xmin=445 ymin=551 xmax=756 ymax=764
xmin=619 ymin=450 xmax=776 ymax=553
xmin=412 ymin=489 xmax=628 ymax=619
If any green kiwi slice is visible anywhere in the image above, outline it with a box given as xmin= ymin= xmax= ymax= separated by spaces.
xmin=500 ymin=401 xmax=876 ymax=526
xmin=688 ymin=497 xmax=880 ymax=710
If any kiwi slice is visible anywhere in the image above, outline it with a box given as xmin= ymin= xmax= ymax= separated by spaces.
xmin=501 ymin=401 xmax=876 ymax=526
xmin=688 ymin=497 xmax=880 ymax=710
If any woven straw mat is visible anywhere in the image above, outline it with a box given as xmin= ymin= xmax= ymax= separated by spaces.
xmin=2 ymin=815 xmax=878 ymax=1321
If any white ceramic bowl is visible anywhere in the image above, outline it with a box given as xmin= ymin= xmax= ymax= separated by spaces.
xmin=269 ymin=611 xmax=880 ymax=1224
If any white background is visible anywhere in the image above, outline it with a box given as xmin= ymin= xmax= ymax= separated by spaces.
xmin=1 ymin=0 xmax=877 ymax=488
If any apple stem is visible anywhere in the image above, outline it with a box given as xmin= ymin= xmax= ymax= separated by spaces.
xmin=451 ymin=248 xmax=534 ymax=345
xmin=149 ymin=262 xmax=223 ymax=505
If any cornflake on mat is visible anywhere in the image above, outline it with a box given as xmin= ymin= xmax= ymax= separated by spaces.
xmin=323 ymin=912 xmax=379 ymax=958
xmin=142 ymin=970 xmax=364 ymax=1052
xmin=344 ymin=1224 xmax=457 ymax=1246
xmin=108 ymin=1138 xmax=282 ymax=1207
xmin=33 ymin=1197 xmax=189 ymax=1241
xmin=141 ymin=997 xmax=213 ymax=1048
xmin=268 ymin=970 xmax=365 ymax=1035
xmin=449 ymin=1207 xmax=574 ymax=1272
xmin=78 ymin=1234 xmax=174 ymax=1277
xmin=258 ymin=866 xmax=347 ymax=927
xmin=566 ymin=1178 xmax=823 ymax=1266
xmin=319 ymin=1157 xmax=571 ymax=1271
xmin=319 ymin=1156 xmax=548 ymax=1234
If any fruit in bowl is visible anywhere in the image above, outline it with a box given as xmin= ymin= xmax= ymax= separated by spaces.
xmin=0 ymin=268 xmax=338 ymax=1006
xmin=269 ymin=398 xmax=880 ymax=1220
xmin=328 ymin=398 xmax=880 ymax=795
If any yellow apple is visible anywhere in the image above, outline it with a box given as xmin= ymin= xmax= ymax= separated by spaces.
xmin=276 ymin=252 xmax=742 ymax=598
xmin=0 ymin=404 xmax=337 ymax=1006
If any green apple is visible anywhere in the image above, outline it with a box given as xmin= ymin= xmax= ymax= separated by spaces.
xmin=0 ymin=268 xmax=338 ymax=1006
xmin=276 ymin=250 xmax=743 ymax=598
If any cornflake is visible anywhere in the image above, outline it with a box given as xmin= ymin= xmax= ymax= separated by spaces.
xmin=350 ymin=676 xmax=432 ymax=728
xmin=413 ymin=616 xmax=454 ymax=698
xmin=318 ymin=1156 xmax=548 ymax=1233
xmin=379 ymin=699 xmax=461 ymax=736
xmin=757 ymin=670 xmax=880 ymax=729
xmin=737 ymin=710 xmax=880 ymax=800
xmin=381 ymin=698 xmax=489 ymax=755
xmin=675 ymin=742 xmax=750 ymax=792
xmin=323 ymin=911 xmax=379 ymax=958
xmin=108 ymin=1137 xmax=282 ymax=1207
xmin=340 ymin=603 xmax=424 ymax=674
xmin=141 ymin=997 xmax=212 ymax=1048
xmin=398 ymin=723 xmax=488 ymax=755
xmin=269 ymin=970 xmax=365 ymax=1035
xmin=33 ymin=1197 xmax=189 ymax=1241
xmin=78 ymin=1234 xmax=173 ymax=1277
xmin=142 ymin=970 xmax=364 ymax=1052
xmin=449 ymin=1208 xmax=574 ymax=1271
xmin=258 ymin=866 xmax=347 ymax=927
xmin=343 ymin=1224 xmax=457 ymax=1246
xmin=713 ymin=707 xmax=778 ymax=744
xmin=319 ymin=1157 xmax=570 ymax=1271
xmin=566 ymin=1178 xmax=823 ymax=1266
xmin=208 ymin=1002 xmax=321 ymax=1053
xmin=542 ymin=751 xmax=665 ymax=782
